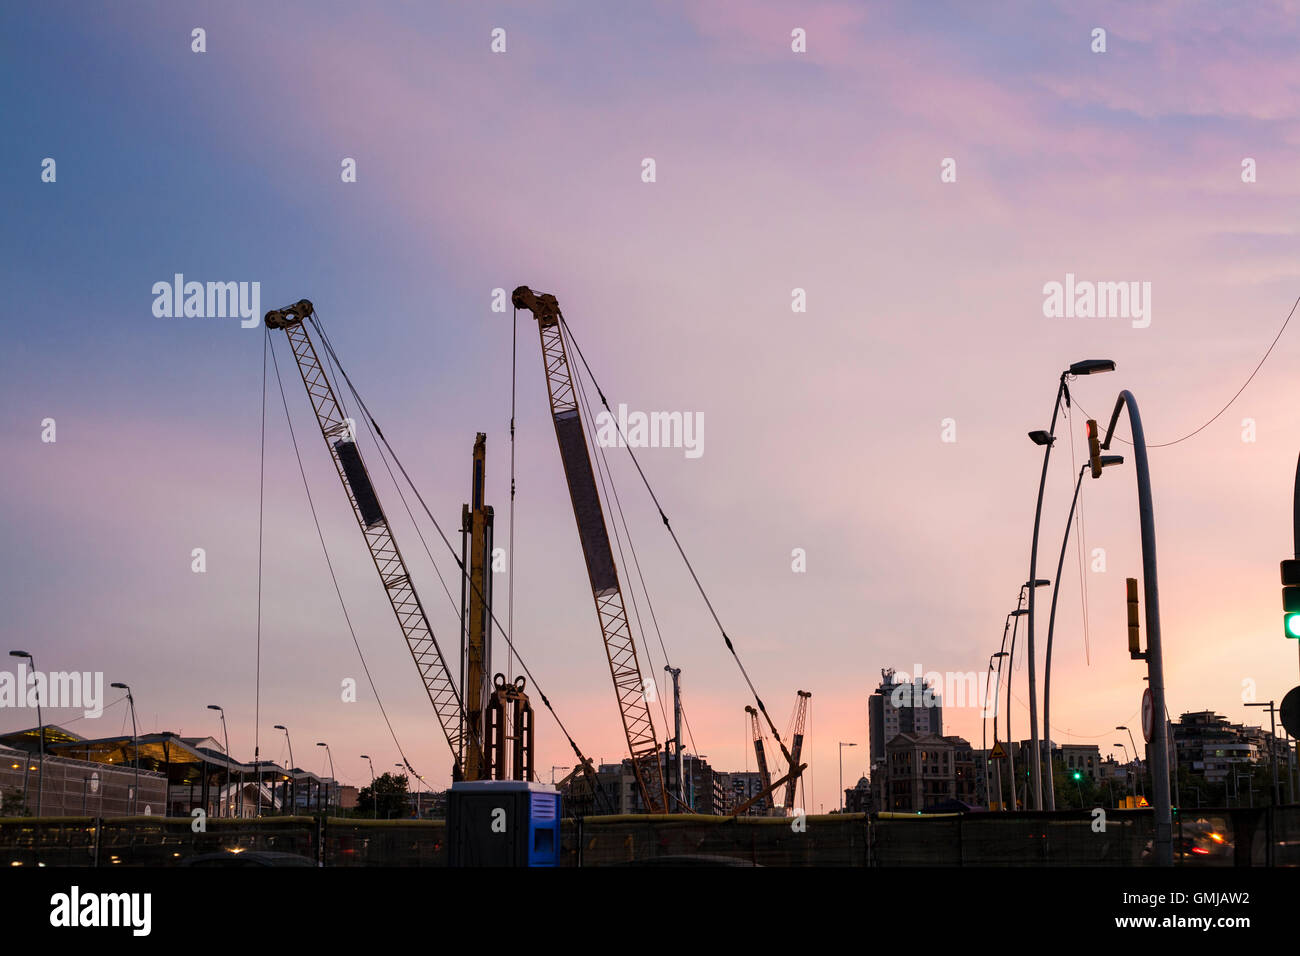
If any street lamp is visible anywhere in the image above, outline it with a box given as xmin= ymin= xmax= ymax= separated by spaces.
xmin=1116 ymin=726 xmax=1143 ymax=799
xmin=985 ymin=651 xmax=1008 ymax=809
xmin=207 ymin=705 xmax=230 ymax=817
xmin=1042 ymin=455 xmax=1123 ymax=809
xmin=9 ymin=651 xmax=42 ymax=817
xmin=998 ymin=607 xmax=1029 ymax=809
xmin=110 ymin=682 xmax=138 ymax=815
xmin=1005 ymin=583 xmax=1047 ymax=809
xmin=1025 ymin=359 xmax=1115 ymax=811
xmin=361 ymin=754 xmax=376 ymax=818
xmin=316 ymin=742 xmax=334 ymax=814
xmin=838 ymin=742 xmax=857 ymax=812
xmin=274 ymin=724 xmax=294 ymax=815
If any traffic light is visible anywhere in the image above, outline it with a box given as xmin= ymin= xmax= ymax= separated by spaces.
xmin=1126 ymin=577 xmax=1143 ymax=658
xmin=1086 ymin=419 xmax=1103 ymax=478
xmin=1281 ymin=560 xmax=1300 ymax=639
xmin=1072 ymin=771 xmax=1082 ymax=781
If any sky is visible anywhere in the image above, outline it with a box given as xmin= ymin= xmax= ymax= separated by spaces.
xmin=3 ymin=1 xmax=1300 ymax=809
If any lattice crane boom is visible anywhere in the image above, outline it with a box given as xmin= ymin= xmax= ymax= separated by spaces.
xmin=781 ymin=690 xmax=811 ymax=812
xmin=746 ymin=705 xmax=773 ymax=813
xmin=511 ymin=286 xmax=668 ymax=813
xmin=265 ymin=299 xmax=480 ymax=780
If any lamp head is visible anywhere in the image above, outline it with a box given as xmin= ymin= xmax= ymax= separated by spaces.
xmin=1067 ymin=359 xmax=1116 ymax=377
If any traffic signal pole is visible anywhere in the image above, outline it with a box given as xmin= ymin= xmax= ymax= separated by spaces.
xmin=1101 ymin=390 xmax=1173 ymax=867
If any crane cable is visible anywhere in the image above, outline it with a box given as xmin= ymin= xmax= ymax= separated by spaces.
xmin=1075 ymin=293 xmax=1300 ymax=448
xmin=305 ymin=312 xmax=613 ymax=811
xmin=571 ymin=351 xmax=674 ymax=737
xmin=570 ymin=348 xmax=704 ymax=758
xmin=265 ymin=328 xmax=425 ymax=781
xmin=254 ymin=328 xmax=267 ymax=775
xmin=557 ymin=311 xmax=796 ymax=766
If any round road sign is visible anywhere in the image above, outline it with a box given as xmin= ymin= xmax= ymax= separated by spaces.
xmin=1280 ymin=686 xmax=1300 ymax=739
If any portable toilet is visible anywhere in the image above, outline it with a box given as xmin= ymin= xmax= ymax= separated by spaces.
xmin=447 ymin=780 xmax=562 ymax=867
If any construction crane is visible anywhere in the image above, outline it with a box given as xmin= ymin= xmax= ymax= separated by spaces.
xmin=511 ymin=286 xmax=668 ymax=813
xmin=780 ymin=690 xmax=811 ymax=813
xmin=745 ymin=705 xmax=773 ymax=815
xmin=731 ymin=691 xmax=810 ymax=817
xmin=264 ymin=300 xmax=480 ymax=780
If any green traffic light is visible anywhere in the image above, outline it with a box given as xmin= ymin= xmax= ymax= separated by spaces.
xmin=1288 ymin=612 xmax=1300 ymax=639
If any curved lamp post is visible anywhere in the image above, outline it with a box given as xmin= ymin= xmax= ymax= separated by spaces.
xmin=1025 ymin=359 xmax=1115 ymax=811
xmin=1042 ymin=455 xmax=1123 ymax=809
xmin=207 ymin=705 xmax=229 ymax=818
xmin=998 ymin=607 xmax=1028 ymax=809
xmin=10 ymin=651 xmax=42 ymax=817
xmin=985 ymin=651 xmax=1008 ymax=808
xmin=1101 ymin=389 xmax=1172 ymax=865
xmin=110 ymin=682 xmax=138 ymax=815
xmin=316 ymin=742 xmax=334 ymax=814
xmin=361 ymin=754 xmax=376 ymax=818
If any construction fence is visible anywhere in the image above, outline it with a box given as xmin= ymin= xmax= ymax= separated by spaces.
xmin=2 ymin=807 xmax=1297 ymax=866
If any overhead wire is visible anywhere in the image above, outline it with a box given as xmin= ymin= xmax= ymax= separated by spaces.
xmin=1075 ymin=293 xmax=1299 ymax=448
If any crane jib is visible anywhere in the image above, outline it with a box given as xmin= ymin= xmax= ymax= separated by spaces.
xmin=553 ymin=409 xmax=618 ymax=593
xmin=334 ymin=440 xmax=386 ymax=528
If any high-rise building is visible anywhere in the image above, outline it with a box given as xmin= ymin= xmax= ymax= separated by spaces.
xmin=868 ymin=668 xmax=943 ymax=784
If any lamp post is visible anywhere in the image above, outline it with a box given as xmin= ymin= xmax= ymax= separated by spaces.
xmin=997 ymin=608 xmax=1028 ymax=809
xmin=985 ymin=651 xmax=1008 ymax=808
xmin=9 ymin=651 xmax=42 ymax=816
xmin=1026 ymin=359 xmax=1115 ymax=811
xmin=316 ymin=742 xmax=334 ymax=814
xmin=1042 ymin=456 xmax=1124 ymax=809
xmin=1115 ymin=742 xmax=1133 ymax=800
xmin=1100 ymin=390 xmax=1172 ymax=865
xmin=361 ymin=754 xmax=376 ymax=818
xmin=110 ymin=682 xmax=138 ymax=815
xmin=1116 ymin=727 xmax=1143 ymax=799
xmin=1005 ymin=584 xmax=1047 ymax=808
xmin=1245 ymin=702 xmax=1282 ymax=806
xmin=274 ymin=724 xmax=294 ymax=814
xmin=838 ymin=742 xmax=856 ymax=812
xmin=207 ymin=705 xmax=229 ymax=817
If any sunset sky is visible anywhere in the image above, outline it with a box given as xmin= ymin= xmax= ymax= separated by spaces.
xmin=4 ymin=1 xmax=1300 ymax=808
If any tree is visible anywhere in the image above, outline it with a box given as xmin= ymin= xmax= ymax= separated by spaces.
xmin=1 ymin=788 xmax=27 ymax=817
xmin=355 ymin=772 xmax=410 ymax=819
xmin=1050 ymin=760 xmax=1102 ymax=810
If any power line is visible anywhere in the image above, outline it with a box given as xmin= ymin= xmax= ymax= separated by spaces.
xmin=1077 ymin=293 xmax=1299 ymax=448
